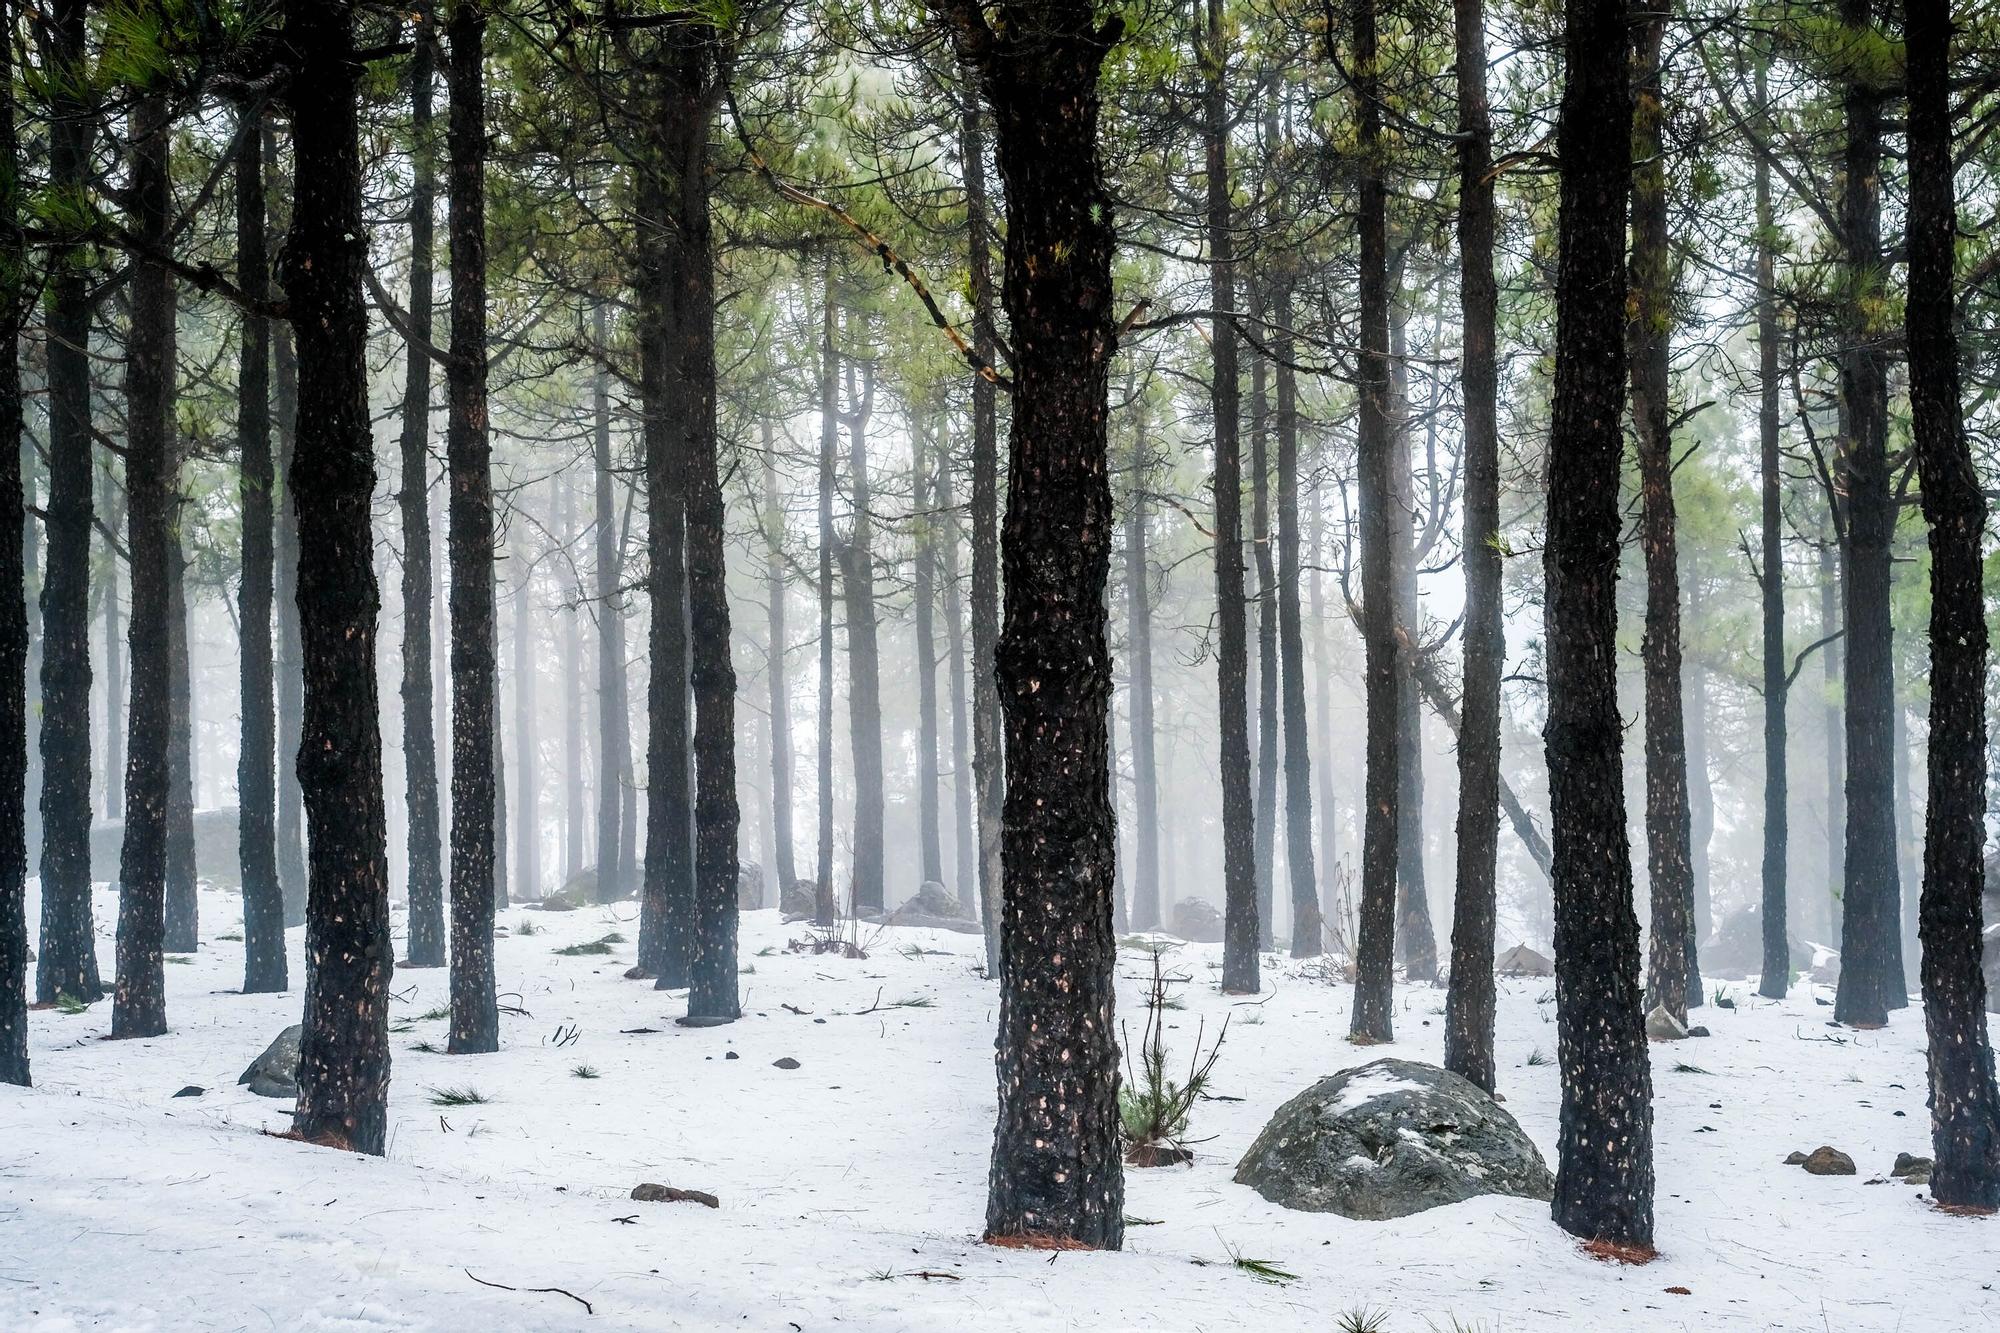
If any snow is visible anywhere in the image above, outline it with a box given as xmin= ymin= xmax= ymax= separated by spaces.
xmin=1327 ymin=1069 xmax=1428 ymax=1113
xmin=4 ymin=881 xmax=1996 ymax=1332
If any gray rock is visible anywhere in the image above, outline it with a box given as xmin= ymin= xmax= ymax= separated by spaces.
xmin=237 ymin=1025 xmax=302 ymax=1099
xmin=901 ymin=881 xmax=965 ymax=920
xmin=1701 ymin=907 xmax=1812 ymax=981
xmin=1168 ymin=897 xmax=1224 ymax=944
xmin=1892 ymin=1152 xmax=1933 ymax=1184
xmin=1495 ymin=944 xmax=1553 ymax=978
xmin=632 ymin=1182 xmax=718 ymax=1208
xmin=780 ymin=877 xmax=821 ymax=918
xmin=1645 ymin=1005 xmax=1688 ymax=1042
xmin=1233 ymin=1058 xmax=1554 ymax=1220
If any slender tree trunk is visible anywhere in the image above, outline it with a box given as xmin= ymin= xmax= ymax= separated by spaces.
xmin=1389 ymin=300 xmax=1435 ymax=984
xmin=914 ymin=421 xmax=944 ymax=888
xmin=559 ymin=478 xmax=585 ymax=882
xmin=962 ymin=96 xmax=1006 ymax=970
xmin=112 ymin=93 xmax=176 ymax=1038
xmin=841 ymin=358 xmax=886 ymax=915
xmin=1349 ymin=0 xmax=1398 ymax=1040
xmin=1125 ymin=403 xmax=1161 ymax=933
xmin=943 ymin=0 xmax=1125 ymax=1250
xmin=762 ymin=425 xmax=796 ymax=895
xmin=1543 ymin=0 xmax=1653 ymax=1249
xmin=237 ymin=105 xmax=285 ymax=994
xmin=592 ymin=303 xmax=631 ymax=903
xmin=36 ymin=0 xmax=101 ymax=1006
xmin=1629 ymin=7 xmax=1692 ymax=1024
xmin=400 ymin=9 xmax=445 ymax=968
xmin=1833 ymin=0 xmax=1903 ymax=1027
xmin=1274 ymin=281 xmax=1319 ymax=959
xmin=1443 ymin=0 xmax=1499 ymax=1092
xmin=1249 ymin=293 xmax=1278 ymax=949
xmin=100 ymin=466 xmax=122 ymax=823
xmin=1684 ymin=655 xmax=1710 ymax=1003
xmin=814 ymin=262 xmax=837 ymax=929
xmin=283 ymin=0 xmax=394 ymax=1155
xmin=1201 ymin=0 xmax=1258 ymax=993
xmin=275 ymin=302 xmax=307 ymax=930
xmin=445 ymin=0 xmax=498 ymax=1053
xmin=1907 ymin=0 xmax=2000 ymax=1209
xmin=163 ymin=513 xmax=197 ymax=952
xmin=1310 ymin=484 xmax=1337 ymax=928
xmin=0 ymin=0 xmax=28 ymax=1084
xmin=1757 ymin=85 xmax=1790 ymax=990
xmin=937 ymin=443 xmax=976 ymax=911
xmin=512 ymin=554 xmax=537 ymax=902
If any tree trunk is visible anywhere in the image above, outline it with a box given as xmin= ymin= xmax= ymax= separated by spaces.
xmin=762 ymin=425 xmax=797 ymax=895
xmin=592 ymin=303 xmax=632 ymax=904
xmin=1249 ymin=292 xmax=1278 ymax=949
xmin=400 ymin=9 xmax=445 ymax=968
xmin=1310 ymin=483 xmax=1337 ymax=929
xmin=936 ymin=439 xmax=976 ymax=911
xmin=1125 ymin=402 xmax=1161 ymax=933
xmin=943 ymin=0 xmax=1125 ymax=1251
xmin=275 ymin=301 xmax=307 ymax=930
xmin=1757 ymin=81 xmax=1789 ymax=990
xmin=1906 ymin=0 xmax=2000 ymax=1211
xmin=1200 ymin=0 xmax=1258 ymax=994
xmin=1443 ymin=0 xmax=1500 ymax=1094
xmin=914 ymin=420 xmax=944 ymax=888
xmin=1349 ymin=0 xmax=1398 ymax=1041
xmin=0 ymin=0 xmax=28 ymax=1084
xmin=1543 ymin=0 xmax=1653 ymax=1249
xmin=560 ymin=478 xmax=585 ymax=882
xmin=237 ymin=104 xmax=285 ymax=994
xmin=112 ymin=92 xmax=177 ymax=1039
xmin=445 ymin=0 xmax=498 ymax=1054
xmin=814 ymin=261 xmax=837 ymax=929
xmin=100 ymin=465 xmax=122 ymax=824
xmin=841 ymin=357 xmax=886 ymax=916
xmin=512 ymin=553 xmax=537 ymax=903
xmin=961 ymin=97 xmax=1005 ymax=973
xmin=1832 ymin=0 xmax=1903 ymax=1027
xmin=164 ymin=509 xmax=197 ymax=952
xmin=35 ymin=0 xmax=102 ymax=1006
xmin=1628 ymin=8 xmax=1692 ymax=1024
xmin=283 ymin=0 xmax=394 ymax=1155
xmin=1273 ymin=281 xmax=1319 ymax=959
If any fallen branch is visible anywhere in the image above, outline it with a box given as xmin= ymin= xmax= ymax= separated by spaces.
xmin=464 ymin=1269 xmax=594 ymax=1315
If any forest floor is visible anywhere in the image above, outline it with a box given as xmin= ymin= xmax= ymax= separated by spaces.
xmin=3 ymin=881 xmax=1992 ymax=1332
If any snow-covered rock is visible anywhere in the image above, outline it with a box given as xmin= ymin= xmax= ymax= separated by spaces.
xmin=237 ymin=1024 xmax=301 ymax=1099
xmin=1233 ymin=1057 xmax=1553 ymax=1220
xmin=1167 ymin=897 xmax=1223 ymax=943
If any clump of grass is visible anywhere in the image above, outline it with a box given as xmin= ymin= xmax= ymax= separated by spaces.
xmin=1119 ymin=952 xmax=1227 ymax=1167
xmin=416 ymin=1006 xmax=450 ymax=1022
xmin=54 ymin=992 xmax=91 ymax=1015
xmin=1337 ymin=1307 xmax=1389 ymax=1332
xmin=1221 ymin=1238 xmax=1297 ymax=1285
xmin=216 ymin=932 xmax=244 ymax=942
xmin=1526 ymin=1046 xmax=1551 ymax=1067
xmin=571 ymin=1064 xmax=600 ymax=1080
xmin=426 ymin=1086 xmax=491 ymax=1107
xmin=553 ymin=932 xmax=624 ymax=957
xmin=514 ymin=918 xmax=540 ymax=937
xmin=166 ymin=955 xmax=193 ymax=965
xmin=409 ymin=1040 xmax=440 ymax=1053
xmin=1671 ymin=1060 xmax=1712 ymax=1075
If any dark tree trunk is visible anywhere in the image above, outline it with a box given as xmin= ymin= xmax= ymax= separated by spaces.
xmin=914 ymin=421 xmax=945 ymax=887
xmin=1310 ymin=485 xmax=1337 ymax=927
xmin=942 ymin=0 xmax=1125 ymax=1251
xmin=445 ymin=0 xmax=498 ymax=1054
xmin=113 ymin=92 xmax=177 ymax=1039
xmin=1543 ymin=0 xmax=1653 ymax=1249
xmin=1273 ymin=282 xmax=1319 ymax=959
xmin=1832 ymin=0 xmax=1903 ymax=1027
xmin=592 ymin=303 xmax=632 ymax=904
xmin=840 ymin=358 xmax=886 ymax=916
xmin=36 ymin=0 xmax=102 ymax=1006
xmin=1906 ymin=0 xmax=2000 ymax=1212
xmin=666 ymin=28 xmax=739 ymax=1021
xmin=1349 ymin=0 xmax=1398 ymax=1041
xmin=1684 ymin=657 xmax=1709 ymax=1003
xmin=236 ymin=107 xmax=284 ymax=995
xmin=1200 ymin=0 xmax=1258 ymax=994
xmin=961 ymin=96 xmax=1005 ymax=972
xmin=1821 ymin=516 xmax=1842 ymax=945
xmin=1387 ymin=296 xmax=1438 ymax=985
xmin=163 ymin=516 xmax=197 ymax=952
xmin=1248 ymin=294 xmax=1278 ymax=949
xmin=814 ymin=262 xmax=837 ymax=929
xmin=1443 ymin=0 xmax=1499 ymax=1093
xmin=1125 ymin=402 xmax=1160 ymax=933
xmin=936 ymin=443 xmax=977 ymax=910
xmin=100 ymin=465 xmax=122 ymax=824
xmin=399 ymin=9 xmax=445 ymax=969
xmin=282 ymin=0 xmax=394 ymax=1155
xmin=0 ymin=0 xmax=28 ymax=1084
xmin=762 ymin=430 xmax=797 ymax=895
xmin=1628 ymin=9 xmax=1692 ymax=1024
xmin=512 ymin=554 xmax=537 ymax=902
xmin=1755 ymin=63 xmax=1789 ymax=999
xmin=275 ymin=306 xmax=308 ymax=930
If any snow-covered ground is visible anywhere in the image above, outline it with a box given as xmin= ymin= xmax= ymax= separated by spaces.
xmin=4 ymin=882 xmax=1993 ymax=1332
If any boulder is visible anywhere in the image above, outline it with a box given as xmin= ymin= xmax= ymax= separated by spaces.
xmin=1168 ymin=897 xmax=1224 ymax=944
xmin=1701 ymin=907 xmax=1811 ymax=981
xmin=92 ymin=807 xmax=240 ymax=889
xmin=1233 ymin=1058 xmax=1554 ymax=1220
xmin=902 ymin=881 xmax=965 ymax=920
xmin=238 ymin=1025 xmax=302 ymax=1099
xmin=1799 ymin=1145 xmax=1856 ymax=1176
xmin=1645 ymin=1004 xmax=1688 ymax=1041
xmin=780 ymin=877 xmax=820 ymax=918
xmin=1892 ymin=1152 xmax=1933 ymax=1185
xmin=737 ymin=862 xmax=764 ymax=911
xmin=1495 ymin=944 xmax=1553 ymax=978
xmin=631 ymin=1182 xmax=718 ymax=1208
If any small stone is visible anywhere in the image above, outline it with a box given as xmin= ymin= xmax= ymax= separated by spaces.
xmin=1783 ymin=1151 xmax=1809 ymax=1165
xmin=631 ymin=1183 xmax=719 ymax=1208
xmin=172 ymin=1085 xmax=205 ymax=1098
xmin=1801 ymin=1146 xmax=1856 ymax=1176
xmin=724 ymin=1050 xmax=739 ymax=1060
xmin=773 ymin=1057 xmax=800 ymax=1070
xmin=237 ymin=1026 xmax=303 ymax=1099
xmin=1892 ymin=1153 xmax=1933 ymax=1184
xmin=1686 ymin=1025 xmax=1711 ymax=1038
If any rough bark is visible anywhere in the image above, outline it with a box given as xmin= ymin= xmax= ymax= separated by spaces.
xmin=1906 ymin=0 xmax=2000 ymax=1212
xmin=1249 ymin=294 xmax=1278 ymax=949
xmin=814 ymin=262 xmax=837 ymax=929
xmin=1543 ymin=0 xmax=1653 ymax=1249
xmin=446 ymin=0 xmax=498 ymax=1054
xmin=1755 ymin=62 xmax=1788 ymax=999
xmin=0 ymin=0 xmax=28 ymax=1083
xmin=942 ymin=0 xmax=1126 ymax=1251
xmin=399 ymin=9 xmax=446 ymax=969
xmin=283 ymin=0 xmax=394 ymax=1155
xmin=1443 ymin=0 xmax=1500 ymax=1093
